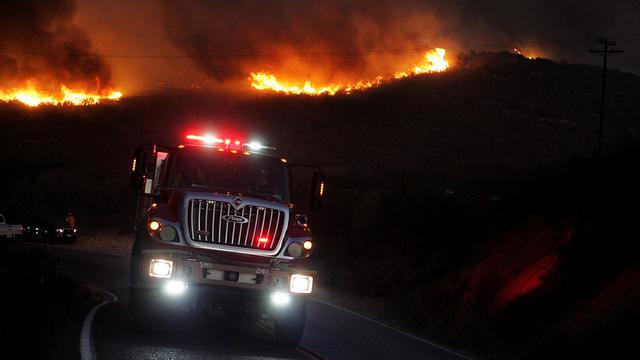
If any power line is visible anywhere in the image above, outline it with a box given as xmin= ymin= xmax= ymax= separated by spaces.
xmin=589 ymin=37 xmax=623 ymax=159
xmin=0 ymin=38 xmax=593 ymax=59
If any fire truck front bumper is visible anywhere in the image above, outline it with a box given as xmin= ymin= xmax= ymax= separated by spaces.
xmin=131 ymin=254 xmax=314 ymax=313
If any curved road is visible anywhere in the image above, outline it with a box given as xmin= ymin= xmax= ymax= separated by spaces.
xmin=45 ymin=244 xmax=472 ymax=360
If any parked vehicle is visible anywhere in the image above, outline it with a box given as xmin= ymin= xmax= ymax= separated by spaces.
xmin=46 ymin=217 xmax=78 ymax=243
xmin=24 ymin=216 xmax=77 ymax=243
xmin=23 ymin=220 xmax=49 ymax=240
xmin=0 ymin=213 xmax=23 ymax=239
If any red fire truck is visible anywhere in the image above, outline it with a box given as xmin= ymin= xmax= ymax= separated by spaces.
xmin=128 ymin=134 xmax=324 ymax=346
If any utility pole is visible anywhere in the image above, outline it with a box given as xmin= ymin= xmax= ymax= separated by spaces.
xmin=589 ymin=38 xmax=623 ymax=159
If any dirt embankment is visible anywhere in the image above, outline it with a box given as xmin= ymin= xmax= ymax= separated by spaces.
xmin=315 ymin=147 xmax=640 ymax=359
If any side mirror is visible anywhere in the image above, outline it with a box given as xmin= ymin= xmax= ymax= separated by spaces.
xmin=129 ymin=148 xmax=146 ymax=190
xmin=310 ymin=172 xmax=325 ymax=210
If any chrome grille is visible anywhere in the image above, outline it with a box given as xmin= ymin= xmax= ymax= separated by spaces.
xmin=187 ymin=199 xmax=285 ymax=251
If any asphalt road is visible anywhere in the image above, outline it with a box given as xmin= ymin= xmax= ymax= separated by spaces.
xmin=45 ymin=244 xmax=471 ymax=360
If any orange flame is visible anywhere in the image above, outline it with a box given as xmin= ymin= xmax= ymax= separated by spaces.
xmin=250 ymin=48 xmax=449 ymax=96
xmin=0 ymin=80 xmax=123 ymax=107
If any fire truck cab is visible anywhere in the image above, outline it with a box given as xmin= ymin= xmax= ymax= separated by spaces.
xmin=128 ymin=134 xmax=324 ymax=346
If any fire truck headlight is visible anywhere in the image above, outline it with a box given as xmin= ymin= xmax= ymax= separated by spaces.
xmin=290 ymin=274 xmax=313 ymax=294
xmin=286 ymin=243 xmax=303 ymax=257
xmin=164 ymin=280 xmax=187 ymax=296
xmin=271 ymin=291 xmax=291 ymax=307
xmin=149 ymin=259 xmax=173 ymax=278
xmin=159 ymin=226 xmax=177 ymax=242
xmin=148 ymin=220 xmax=161 ymax=231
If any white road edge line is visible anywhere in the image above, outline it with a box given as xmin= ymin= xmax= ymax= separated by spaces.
xmin=80 ymin=289 xmax=119 ymax=360
xmin=310 ymin=297 xmax=474 ymax=360
xmin=63 ymin=242 xmax=466 ymax=359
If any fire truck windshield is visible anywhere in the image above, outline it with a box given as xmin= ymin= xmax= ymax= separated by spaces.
xmin=166 ymin=148 xmax=290 ymax=201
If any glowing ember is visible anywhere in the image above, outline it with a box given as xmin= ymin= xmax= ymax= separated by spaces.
xmin=250 ymin=48 xmax=449 ymax=96
xmin=0 ymin=81 xmax=123 ymax=107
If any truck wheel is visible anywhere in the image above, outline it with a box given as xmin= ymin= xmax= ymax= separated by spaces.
xmin=273 ymin=297 xmax=307 ymax=347
xmin=129 ymin=288 xmax=160 ymax=333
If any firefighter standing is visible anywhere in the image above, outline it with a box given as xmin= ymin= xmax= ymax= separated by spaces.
xmin=66 ymin=212 xmax=76 ymax=228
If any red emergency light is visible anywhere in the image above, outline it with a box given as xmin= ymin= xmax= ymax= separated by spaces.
xmin=186 ymin=134 xmax=224 ymax=145
xmin=185 ymin=134 xmax=276 ymax=152
xmin=257 ymin=237 xmax=269 ymax=248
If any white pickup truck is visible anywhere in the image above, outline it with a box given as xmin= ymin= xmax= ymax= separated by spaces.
xmin=0 ymin=214 xmax=22 ymax=239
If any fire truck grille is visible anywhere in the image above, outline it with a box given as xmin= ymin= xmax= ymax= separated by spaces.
xmin=186 ymin=199 xmax=286 ymax=251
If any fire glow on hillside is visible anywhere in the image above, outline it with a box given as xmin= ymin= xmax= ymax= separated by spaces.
xmin=513 ymin=48 xmax=538 ymax=60
xmin=250 ymin=48 xmax=449 ymax=96
xmin=0 ymin=81 xmax=123 ymax=107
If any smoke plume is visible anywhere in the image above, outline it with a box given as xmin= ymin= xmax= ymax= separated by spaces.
xmin=161 ymin=0 xmax=639 ymax=85
xmin=0 ymin=0 xmax=112 ymax=92
xmin=161 ymin=0 xmax=451 ymax=84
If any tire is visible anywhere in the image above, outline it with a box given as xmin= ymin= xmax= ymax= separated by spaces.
xmin=129 ymin=288 xmax=162 ymax=333
xmin=273 ymin=297 xmax=307 ymax=347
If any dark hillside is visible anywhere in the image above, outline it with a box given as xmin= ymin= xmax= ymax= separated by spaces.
xmin=1 ymin=51 xmax=639 ymax=358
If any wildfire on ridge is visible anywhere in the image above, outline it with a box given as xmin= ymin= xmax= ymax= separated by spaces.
xmin=250 ymin=48 xmax=449 ymax=96
xmin=0 ymin=80 xmax=123 ymax=107
xmin=513 ymin=48 xmax=537 ymax=60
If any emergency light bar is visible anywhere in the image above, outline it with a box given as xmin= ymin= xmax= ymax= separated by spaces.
xmin=185 ymin=134 xmax=276 ymax=152
xmin=186 ymin=134 xmax=223 ymax=145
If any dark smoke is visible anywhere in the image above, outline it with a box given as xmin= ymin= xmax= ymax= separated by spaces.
xmin=0 ymin=0 xmax=112 ymax=91
xmin=161 ymin=0 xmax=639 ymax=83
xmin=161 ymin=0 xmax=449 ymax=83
xmin=438 ymin=0 xmax=638 ymax=68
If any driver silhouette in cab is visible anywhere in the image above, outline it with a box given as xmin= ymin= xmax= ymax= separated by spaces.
xmin=251 ymin=169 xmax=281 ymax=200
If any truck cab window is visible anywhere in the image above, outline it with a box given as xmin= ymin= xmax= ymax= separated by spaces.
xmin=166 ymin=148 xmax=290 ymax=202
